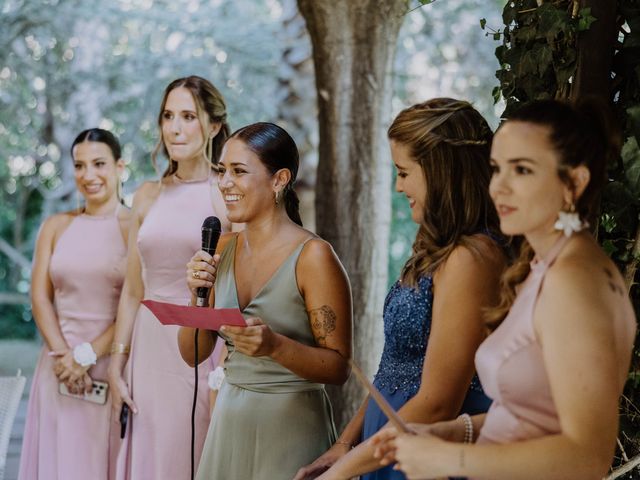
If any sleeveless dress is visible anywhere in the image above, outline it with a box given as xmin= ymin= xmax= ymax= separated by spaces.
xmin=474 ymin=234 xmax=636 ymax=454
xmin=196 ymin=235 xmax=337 ymax=480
xmin=114 ymin=177 xmax=227 ymax=479
xmin=361 ymin=275 xmax=491 ymax=480
xmin=18 ymin=210 xmax=126 ymax=480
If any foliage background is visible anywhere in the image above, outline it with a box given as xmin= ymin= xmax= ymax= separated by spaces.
xmin=0 ymin=0 xmax=503 ymax=337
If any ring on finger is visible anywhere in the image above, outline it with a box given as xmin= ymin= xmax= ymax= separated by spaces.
xmin=193 ymin=270 xmax=200 ymax=279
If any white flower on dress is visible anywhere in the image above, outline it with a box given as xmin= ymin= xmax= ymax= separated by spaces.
xmin=208 ymin=366 xmax=225 ymax=391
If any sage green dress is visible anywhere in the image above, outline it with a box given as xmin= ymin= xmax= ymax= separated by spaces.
xmin=196 ymin=235 xmax=337 ymax=480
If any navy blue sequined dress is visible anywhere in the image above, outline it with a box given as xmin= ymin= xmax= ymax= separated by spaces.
xmin=361 ymin=275 xmax=491 ymax=480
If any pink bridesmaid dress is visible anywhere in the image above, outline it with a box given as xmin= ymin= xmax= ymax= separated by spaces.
xmin=475 ymin=234 xmax=636 ymax=448
xmin=18 ymin=209 xmax=126 ymax=480
xmin=114 ymin=176 xmax=227 ymax=480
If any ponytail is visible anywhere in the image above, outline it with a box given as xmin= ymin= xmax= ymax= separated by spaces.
xmin=283 ymin=186 xmax=303 ymax=227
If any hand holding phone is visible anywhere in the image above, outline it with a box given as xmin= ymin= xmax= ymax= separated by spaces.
xmin=58 ymin=380 xmax=108 ymax=404
xmin=120 ymin=403 xmax=129 ymax=439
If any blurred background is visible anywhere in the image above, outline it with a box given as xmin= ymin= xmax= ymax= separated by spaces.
xmin=0 ymin=0 xmax=503 ymax=341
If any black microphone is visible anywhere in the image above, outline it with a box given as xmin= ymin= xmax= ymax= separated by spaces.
xmin=196 ymin=216 xmax=222 ymax=307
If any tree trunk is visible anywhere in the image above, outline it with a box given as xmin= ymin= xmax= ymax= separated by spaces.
xmin=277 ymin=0 xmax=317 ymax=231
xmin=297 ymin=0 xmax=407 ymax=429
xmin=571 ymin=0 xmax=617 ymax=100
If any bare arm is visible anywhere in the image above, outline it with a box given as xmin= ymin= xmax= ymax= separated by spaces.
xmin=177 ymin=233 xmax=236 ymax=366
xmin=107 ymin=182 xmax=156 ymax=414
xmin=324 ymin=239 xmax=504 ymax=478
xmin=221 ymin=239 xmax=353 ymax=385
xmin=30 ymin=215 xmax=72 ymax=353
xmin=388 ymin=260 xmax=634 ymax=480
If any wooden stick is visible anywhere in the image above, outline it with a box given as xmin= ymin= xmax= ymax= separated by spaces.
xmin=349 ymin=360 xmax=414 ymax=434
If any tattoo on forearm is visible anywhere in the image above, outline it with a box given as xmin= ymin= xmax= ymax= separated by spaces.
xmin=459 ymin=448 xmax=465 ymax=469
xmin=604 ymin=268 xmax=625 ymax=296
xmin=309 ymin=305 xmax=337 ymax=347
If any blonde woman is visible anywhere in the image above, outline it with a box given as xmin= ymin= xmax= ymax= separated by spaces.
xmin=107 ymin=76 xmax=231 ymax=479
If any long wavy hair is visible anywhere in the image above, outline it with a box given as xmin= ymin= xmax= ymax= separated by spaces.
xmin=389 ymin=98 xmax=499 ymax=287
xmin=151 ymin=75 xmax=230 ymax=178
xmin=484 ymin=98 xmax=622 ymax=327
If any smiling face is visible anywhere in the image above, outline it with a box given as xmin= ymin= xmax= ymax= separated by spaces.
xmin=72 ymin=141 xmax=123 ymax=205
xmin=217 ymin=138 xmax=278 ymax=224
xmin=489 ymin=121 xmax=572 ymax=237
xmin=390 ymin=140 xmax=427 ymax=224
xmin=161 ymin=86 xmax=208 ymax=163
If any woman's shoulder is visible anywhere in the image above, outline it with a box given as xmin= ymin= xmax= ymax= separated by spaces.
xmin=438 ymin=234 xmax=506 ymax=279
xmin=43 ymin=210 xmax=80 ymax=233
xmin=36 ymin=210 xmax=80 ymax=249
xmin=541 ymin=235 xmax=631 ymax=324
xmin=131 ymin=180 xmax=162 ymax=218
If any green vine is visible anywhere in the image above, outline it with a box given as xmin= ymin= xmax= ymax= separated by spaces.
xmin=484 ymin=0 xmax=595 ymax=116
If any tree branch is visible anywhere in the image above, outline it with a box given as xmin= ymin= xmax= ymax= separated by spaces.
xmin=0 ymin=292 xmax=30 ymax=305
xmin=606 ymin=453 xmax=640 ymax=479
xmin=0 ymin=237 xmax=31 ymax=271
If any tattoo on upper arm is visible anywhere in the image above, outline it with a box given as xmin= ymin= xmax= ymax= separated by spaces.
xmin=309 ymin=305 xmax=337 ymax=347
xmin=604 ymin=268 xmax=625 ymax=296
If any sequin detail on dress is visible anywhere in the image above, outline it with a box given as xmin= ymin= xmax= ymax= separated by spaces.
xmin=373 ymin=275 xmax=484 ymax=400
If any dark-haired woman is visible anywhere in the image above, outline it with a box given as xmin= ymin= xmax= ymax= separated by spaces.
xmin=297 ymin=98 xmax=506 ymax=480
xmin=370 ymin=99 xmax=636 ymax=480
xmin=107 ymin=76 xmax=232 ymax=479
xmin=19 ymin=129 xmax=129 ymax=480
xmin=179 ymin=122 xmax=353 ymax=480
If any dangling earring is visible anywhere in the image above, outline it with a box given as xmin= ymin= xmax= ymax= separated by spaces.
xmin=75 ymin=189 xmax=83 ymax=213
xmin=206 ymin=134 xmax=214 ymax=164
xmin=554 ymin=202 xmax=587 ymax=237
xmin=274 ymin=190 xmax=281 ymax=206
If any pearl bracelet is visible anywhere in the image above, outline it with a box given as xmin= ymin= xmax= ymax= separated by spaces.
xmin=458 ymin=413 xmax=473 ymax=444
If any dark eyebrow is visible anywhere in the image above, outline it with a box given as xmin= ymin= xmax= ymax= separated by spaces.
xmin=393 ymin=162 xmax=407 ymax=170
xmin=162 ymin=109 xmax=197 ymax=115
xmin=508 ymin=157 xmax=538 ymax=165
xmin=490 ymin=157 xmax=538 ymax=166
xmin=74 ymin=157 xmax=108 ymax=163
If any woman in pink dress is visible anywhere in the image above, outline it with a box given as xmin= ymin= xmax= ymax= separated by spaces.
xmin=107 ymin=76 xmax=231 ymax=479
xmin=19 ymin=128 xmax=129 ymax=480
xmin=370 ymin=98 xmax=636 ymax=479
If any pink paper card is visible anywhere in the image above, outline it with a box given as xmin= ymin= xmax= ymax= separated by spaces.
xmin=142 ymin=299 xmax=246 ymax=330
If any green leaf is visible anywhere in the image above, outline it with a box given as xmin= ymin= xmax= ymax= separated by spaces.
xmin=492 ymin=86 xmax=501 ymax=104
xmin=602 ymin=239 xmax=618 ymax=256
xmin=493 ymin=31 xmax=501 ymax=41
xmin=480 ymin=18 xmax=487 ymax=30
xmin=537 ymin=4 xmax=570 ymax=43
xmin=626 ymin=105 xmax=640 ymax=143
xmin=600 ymin=213 xmax=618 ymax=234
xmin=577 ymin=7 xmax=597 ymax=32
xmin=418 ymin=0 xmax=435 ymax=4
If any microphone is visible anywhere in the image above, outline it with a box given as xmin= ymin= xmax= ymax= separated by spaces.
xmin=196 ymin=216 xmax=222 ymax=307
